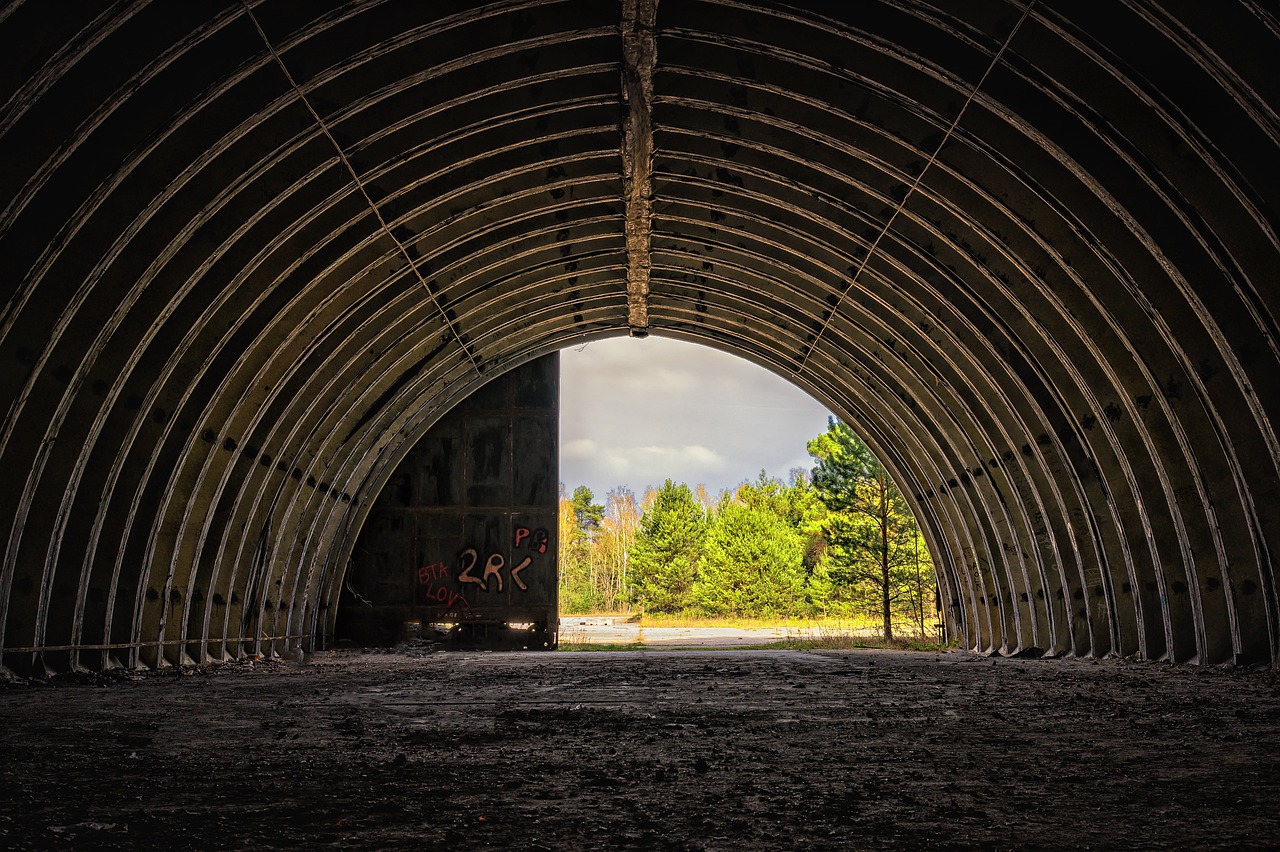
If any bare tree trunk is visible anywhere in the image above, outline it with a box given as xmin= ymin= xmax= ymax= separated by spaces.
xmin=620 ymin=525 xmax=629 ymax=614
xmin=880 ymin=573 xmax=892 ymax=639
xmin=914 ymin=533 xmax=925 ymax=637
xmin=880 ymin=475 xmax=892 ymax=643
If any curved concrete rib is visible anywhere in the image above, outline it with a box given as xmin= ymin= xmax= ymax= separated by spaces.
xmin=0 ymin=0 xmax=1276 ymax=674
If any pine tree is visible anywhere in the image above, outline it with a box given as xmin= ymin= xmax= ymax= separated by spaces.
xmin=784 ymin=468 xmax=838 ymax=616
xmin=808 ymin=418 xmax=926 ymax=641
xmin=692 ymin=477 xmax=806 ymax=617
xmin=558 ymin=485 xmax=601 ymax=612
xmin=628 ymin=480 xmax=706 ymax=613
xmin=571 ymin=486 xmax=604 ymax=533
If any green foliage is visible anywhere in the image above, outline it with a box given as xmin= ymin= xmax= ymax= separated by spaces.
xmin=808 ymin=418 xmax=879 ymax=510
xmin=628 ymin=480 xmax=706 ymax=613
xmin=808 ymin=417 xmax=935 ymax=639
xmin=692 ymin=497 xmax=806 ymax=617
xmin=557 ymin=422 xmax=938 ymax=639
xmin=590 ymin=487 xmax=638 ymax=612
xmin=571 ymin=486 xmax=604 ymax=532
xmin=557 ymin=488 xmax=602 ymax=612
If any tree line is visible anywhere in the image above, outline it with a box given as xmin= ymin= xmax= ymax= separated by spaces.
xmin=558 ymin=418 xmax=939 ymax=640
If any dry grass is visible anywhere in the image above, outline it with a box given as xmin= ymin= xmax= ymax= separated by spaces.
xmin=625 ymin=612 xmax=885 ymax=632
xmin=555 ymin=616 xmax=952 ymax=652
xmin=770 ymin=624 xmax=952 ymax=651
xmin=555 ymin=623 xmax=640 ymax=651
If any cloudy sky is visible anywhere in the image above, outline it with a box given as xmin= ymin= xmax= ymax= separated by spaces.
xmin=559 ymin=336 xmax=834 ymax=499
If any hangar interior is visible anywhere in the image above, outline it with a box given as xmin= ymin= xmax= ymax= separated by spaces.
xmin=1 ymin=0 xmax=1278 ymax=677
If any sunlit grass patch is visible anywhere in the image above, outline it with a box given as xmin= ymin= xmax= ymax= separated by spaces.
xmin=555 ymin=623 xmax=644 ymax=652
xmin=629 ymin=611 xmax=883 ymax=632
xmin=770 ymin=630 xmax=955 ymax=652
xmin=557 ymin=641 xmax=646 ymax=652
xmin=555 ymin=616 xmax=954 ymax=653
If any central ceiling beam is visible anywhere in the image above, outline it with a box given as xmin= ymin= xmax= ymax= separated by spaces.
xmin=621 ymin=0 xmax=658 ymax=337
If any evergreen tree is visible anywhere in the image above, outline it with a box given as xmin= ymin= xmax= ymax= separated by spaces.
xmin=556 ymin=439 xmax=933 ymax=628
xmin=571 ymin=486 xmax=604 ymax=533
xmin=736 ymin=470 xmax=791 ymax=517
xmin=783 ymin=468 xmax=839 ymax=615
xmin=628 ymin=480 xmax=706 ymax=613
xmin=693 ymin=476 xmax=806 ymax=616
xmin=808 ymin=418 xmax=923 ymax=640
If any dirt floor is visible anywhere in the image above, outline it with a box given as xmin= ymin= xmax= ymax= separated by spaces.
xmin=2 ymin=648 xmax=1279 ymax=851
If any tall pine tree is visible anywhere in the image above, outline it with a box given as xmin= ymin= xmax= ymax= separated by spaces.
xmin=808 ymin=418 xmax=921 ymax=641
xmin=628 ymin=480 xmax=706 ymax=613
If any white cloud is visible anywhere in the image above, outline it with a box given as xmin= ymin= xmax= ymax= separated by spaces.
xmin=561 ymin=438 xmax=599 ymax=458
xmin=560 ymin=336 xmax=833 ymax=496
xmin=626 ymin=443 xmax=725 ymax=470
xmin=573 ymin=443 xmax=726 ymax=485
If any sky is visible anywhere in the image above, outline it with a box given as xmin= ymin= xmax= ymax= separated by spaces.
xmin=559 ymin=335 xmax=835 ymax=500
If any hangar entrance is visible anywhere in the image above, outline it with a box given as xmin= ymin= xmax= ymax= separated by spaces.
xmin=336 ymin=342 xmax=941 ymax=652
xmin=1 ymin=0 xmax=1275 ymax=675
xmin=335 ymin=354 xmax=561 ymax=651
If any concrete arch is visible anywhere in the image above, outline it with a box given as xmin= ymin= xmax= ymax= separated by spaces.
xmin=0 ymin=0 xmax=1277 ymax=674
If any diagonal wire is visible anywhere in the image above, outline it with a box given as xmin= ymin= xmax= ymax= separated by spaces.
xmin=241 ymin=1 xmax=481 ymax=376
xmin=800 ymin=0 xmax=1036 ymax=370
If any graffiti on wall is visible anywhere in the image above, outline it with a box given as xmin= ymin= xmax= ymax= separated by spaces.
xmin=418 ymin=526 xmax=549 ymax=606
xmin=417 ymin=561 xmax=469 ymax=610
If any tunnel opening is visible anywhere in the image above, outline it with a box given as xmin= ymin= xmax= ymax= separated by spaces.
xmin=335 ymin=335 xmax=946 ymax=654
xmin=2 ymin=0 xmax=1280 ymax=842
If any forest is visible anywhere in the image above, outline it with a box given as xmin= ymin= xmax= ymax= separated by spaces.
xmin=559 ymin=418 xmax=940 ymax=640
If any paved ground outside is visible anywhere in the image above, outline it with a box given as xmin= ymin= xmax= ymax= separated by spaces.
xmin=558 ymin=616 xmax=862 ymax=647
xmin=2 ymin=648 xmax=1278 ymax=850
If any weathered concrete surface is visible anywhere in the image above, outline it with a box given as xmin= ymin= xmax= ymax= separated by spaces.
xmin=2 ymin=649 xmax=1277 ymax=850
xmin=3 ymin=1 xmax=1279 ymax=675
xmin=339 ymin=353 xmax=561 ymax=647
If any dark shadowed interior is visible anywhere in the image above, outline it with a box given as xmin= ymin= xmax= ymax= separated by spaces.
xmin=1 ymin=0 xmax=1278 ymax=676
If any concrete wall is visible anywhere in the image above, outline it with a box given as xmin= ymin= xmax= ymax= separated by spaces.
xmin=337 ymin=354 xmax=559 ymax=648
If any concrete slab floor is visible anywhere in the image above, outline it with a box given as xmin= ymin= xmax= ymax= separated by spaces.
xmin=1 ymin=649 xmax=1278 ymax=850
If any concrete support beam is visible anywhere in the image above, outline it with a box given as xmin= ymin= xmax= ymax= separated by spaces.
xmin=621 ymin=0 xmax=657 ymax=337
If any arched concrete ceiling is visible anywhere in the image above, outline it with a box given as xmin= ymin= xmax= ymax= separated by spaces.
xmin=1 ymin=0 xmax=1277 ymax=675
